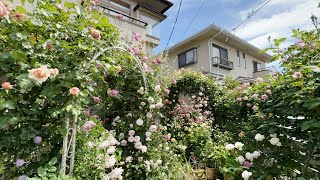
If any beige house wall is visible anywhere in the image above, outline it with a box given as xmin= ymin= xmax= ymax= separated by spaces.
xmin=168 ymin=37 xmax=267 ymax=79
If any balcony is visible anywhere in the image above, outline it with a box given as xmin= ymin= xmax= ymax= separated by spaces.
xmin=253 ymin=68 xmax=273 ymax=79
xmin=212 ymin=57 xmax=233 ymax=70
xmin=97 ymin=5 xmax=148 ymax=27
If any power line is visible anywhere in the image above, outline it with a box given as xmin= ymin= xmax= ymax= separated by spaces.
xmin=179 ymin=0 xmax=207 ymax=41
xmin=164 ymin=0 xmax=183 ymax=51
xmin=223 ymin=0 xmax=272 ymax=47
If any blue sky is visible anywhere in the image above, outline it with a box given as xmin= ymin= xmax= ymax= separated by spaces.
xmin=155 ymin=0 xmax=320 ymax=60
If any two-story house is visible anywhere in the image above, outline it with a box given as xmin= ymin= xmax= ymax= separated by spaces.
xmin=96 ymin=0 xmax=173 ymax=53
xmin=167 ymin=24 xmax=272 ymax=82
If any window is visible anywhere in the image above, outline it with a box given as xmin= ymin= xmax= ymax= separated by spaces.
xmin=237 ymin=50 xmax=240 ymax=67
xmin=243 ymin=53 xmax=246 ymax=69
xmin=178 ymin=48 xmax=197 ymax=68
xmin=253 ymin=61 xmax=261 ymax=72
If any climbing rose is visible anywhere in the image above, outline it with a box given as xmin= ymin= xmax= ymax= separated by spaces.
xmin=261 ymin=94 xmax=268 ymax=100
xmin=246 ymin=103 xmax=252 ymax=108
xmin=266 ymin=89 xmax=272 ymax=94
xmin=90 ymin=28 xmax=101 ymax=39
xmin=108 ymin=89 xmax=119 ymax=97
xmin=154 ymin=85 xmax=161 ymax=92
xmin=149 ymin=125 xmax=157 ymax=132
xmin=252 ymin=105 xmax=258 ymax=111
xmin=269 ymin=137 xmax=281 ymax=146
xmin=252 ymin=151 xmax=261 ymax=158
xmin=92 ymin=96 xmax=101 ymax=102
xmin=251 ymin=93 xmax=258 ymax=99
xmin=311 ymin=43 xmax=317 ymax=49
xmin=242 ymin=170 xmax=252 ymax=180
xmin=292 ymin=72 xmax=302 ymax=79
xmin=15 ymin=159 xmax=25 ymax=168
xmin=28 ymin=66 xmax=51 ymax=83
xmin=133 ymin=32 xmax=141 ymax=41
xmin=136 ymin=119 xmax=143 ymax=126
xmin=133 ymin=47 xmax=140 ymax=55
xmin=164 ymin=89 xmax=170 ymax=95
xmin=296 ymin=41 xmax=305 ymax=48
xmin=115 ymin=13 xmax=123 ymax=20
xmin=82 ymin=121 xmax=96 ymax=132
xmin=243 ymin=161 xmax=251 ymax=168
xmin=225 ymin=144 xmax=235 ymax=150
xmin=255 ymin=133 xmax=265 ymax=141
xmin=236 ymin=97 xmax=242 ymax=102
xmin=18 ymin=175 xmax=27 ymax=180
xmin=0 ymin=1 xmax=9 ymax=18
xmin=234 ymin=142 xmax=244 ymax=150
xmin=49 ymin=68 xmax=59 ymax=76
xmin=236 ymin=155 xmax=245 ymax=164
xmin=245 ymin=152 xmax=253 ymax=161
xmin=33 ymin=136 xmax=42 ymax=144
xmin=13 ymin=12 xmax=26 ymax=21
xmin=142 ymin=56 xmax=148 ymax=62
xmin=2 ymin=82 xmax=12 ymax=90
xmin=256 ymin=77 xmax=263 ymax=83
xmin=69 ymin=87 xmax=80 ymax=96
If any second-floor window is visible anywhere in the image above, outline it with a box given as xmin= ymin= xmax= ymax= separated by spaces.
xmin=243 ymin=53 xmax=246 ymax=69
xmin=237 ymin=50 xmax=240 ymax=67
xmin=253 ymin=61 xmax=261 ymax=72
xmin=178 ymin=48 xmax=197 ymax=68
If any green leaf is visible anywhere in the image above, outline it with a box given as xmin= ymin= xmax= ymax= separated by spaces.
xmin=37 ymin=167 xmax=47 ymax=177
xmin=75 ymin=6 xmax=82 ymax=15
xmin=0 ymin=101 xmax=16 ymax=110
xmin=11 ymin=51 xmax=28 ymax=61
xmin=64 ymin=2 xmax=75 ymax=9
xmin=292 ymin=29 xmax=298 ymax=34
xmin=22 ymin=42 xmax=32 ymax=49
xmin=47 ymin=166 xmax=57 ymax=172
xmin=58 ymin=127 xmax=67 ymax=136
xmin=21 ymin=0 xmax=25 ymax=5
xmin=278 ymin=37 xmax=286 ymax=42
xmin=31 ymin=18 xmax=43 ymax=26
xmin=48 ymin=157 xmax=57 ymax=166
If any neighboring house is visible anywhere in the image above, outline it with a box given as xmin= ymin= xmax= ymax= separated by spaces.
xmin=167 ymin=24 xmax=273 ymax=82
xmin=96 ymin=0 xmax=173 ymax=53
xmin=13 ymin=0 xmax=173 ymax=54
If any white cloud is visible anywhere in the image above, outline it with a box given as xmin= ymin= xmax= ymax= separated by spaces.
xmin=236 ymin=0 xmax=320 ymax=49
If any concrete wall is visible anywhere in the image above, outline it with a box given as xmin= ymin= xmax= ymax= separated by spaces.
xmin=168 ymin=37 xmax=267 ymax=79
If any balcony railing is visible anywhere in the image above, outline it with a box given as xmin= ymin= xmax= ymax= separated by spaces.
xmin=212 ymin=57 xmax=233 ymax=70
xmin=97 ymin=5 xmax=148 ymax=27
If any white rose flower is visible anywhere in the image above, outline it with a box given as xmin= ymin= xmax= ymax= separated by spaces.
xmin=234 ymin=142 xmax=244 ymax=150
xmin=120 ymin=140 xmax=127 ymax=146
xmin=225 ymin=144 xmax=235 ymax=150
xmin=128 ymin=136 xmax=135 ymax=142
xmin=155 ymin=102 xmax=163 ymax=109
xmin=255 ymin=133 xmax=265 ymax=141
xmin=105 ymin=155 xmax=116 ymax=168
xmin=141 ymin=102 xmax=146 ymax=106
xmin=140 ymin=145 xmax=147 ymax=153
xmin=236 ymin=155 xmax=245 ymax=164
xmin=156 ymin=160 xmax=162 ymax=165
xmin=145 ymin=131 xmax=152 ymax=137
xmin=125 ymin=156 xmax=132 ymax=162
xmin=245 ymin=152 xmax=254 ymax=161
xmin=147 ymin=97 xmax=154 ymax=104
xmin=134 ymin=136 xmax=141 ymax=142
xmin=137 ymin=87 xmax=144 ymax=94
xmin=269 ymin=137 xmax=280 ymax=146
xmin=241 ymin=170 xmax=252 ymax=180
xmin=136 ymin=119 xmax=144 ymax=126
xmin=98 ymin=141 xmax=110 ymax=149
xmin=128 ymin=130 xmax=135 ymax=136
xmin=134 ymin=142 xmax=142 ymax=149
xmin=149 ymin=125 xmax=157 ymax=132
xmin=146 ymin=112 xmax=153 ymax=119
xmin=154 ymin=85 xmax=161 ymax=92
xmin=129 ymin=124 xmax=133 ymax=128
xmin=107 ymin=146 xmax=116 ymax=154
xmin=149 ymin=104 xmax=156 ymax=110
xmin=252 ymin=151 xmax=261 ymax=158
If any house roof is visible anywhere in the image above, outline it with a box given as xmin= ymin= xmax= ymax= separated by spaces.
xmin=167 ymin=24 xmax=272 ymax=62
xmin=135 ymin=0 xmax=173 ymax=15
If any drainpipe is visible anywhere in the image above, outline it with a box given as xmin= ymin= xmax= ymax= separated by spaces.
xmin=208 ymin=27 xmax=223 ymax=74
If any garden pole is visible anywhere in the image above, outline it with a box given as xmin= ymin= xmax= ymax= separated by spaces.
xmin=61 ymin=116 xmax=70 ymax=174
xmin=69 ymin=113 xmax=78 ymax=174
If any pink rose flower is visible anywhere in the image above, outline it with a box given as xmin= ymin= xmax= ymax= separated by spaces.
xmin=13 ymin=12 xmax=26 ymax=21
xmin=0 ymin=1 xmax=9 ymax=18
xmin=133 ymin=47 xmax=140 ymax=55
xmin=142 ymin=56 xmax=148 ymax=62
xmin=172 ymin=79 xmax=177 ymax=85
xmin=93 ymin=114 xmax=99 ymax=119
xmin=164 ymin=135 xmax=171 ymax=141
xmin=49 ymin=68 xmax=59 ymax=76
xmin=82 ymin=120 xmax=96 ymax=132
xmin=108 ymin=89 xmax=119 ymax=97
xmin=311 ymin=43 xmax=317 ymax=49
xmin=251 ymin=94 xmax=259 ymax=99
xmin=164 ymin=89 xmax=170 ymax=95
xmin=296 ymin=41 xmax=305 ymax=48
xmin=69 ymin=87 xmax=80 ymax=96
xmin=84 ymin=110 xmax=90 ymax=116
xmin=247 ymin=103 xmax=253 ymax=108
xmin=266 ymin=89 xmax=272 ymax=94
xmin=292 ymin=72 xmax=302 ymax=79
xmin=236 ymin=97 xmax=242 ymax=102
xmin=28 ymin=66 xmax=51 ymax=83
xmin=93 ymin=96 xmax=101 ymax=102
xmin=90 ymin=28 xmax=101 ymax=39
xmin=261 ymin=94 xmax=268 ymax=100
xmin=133 ymin=32 xmax=141 ymax=41
xmin=33 ymin=136 xmax=42 ymax=144
xmin=243 ymin=161 xmax=251 ymax=168
xmin=15 ymin=159 xmax=25 ymax=168
xmin=2 ymin=82 xmax=12 ymax=90
xmin=252 ymin=105 xmax=258 ymax=111
xmin=156 ymin=58 xmax=162 ymax=64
